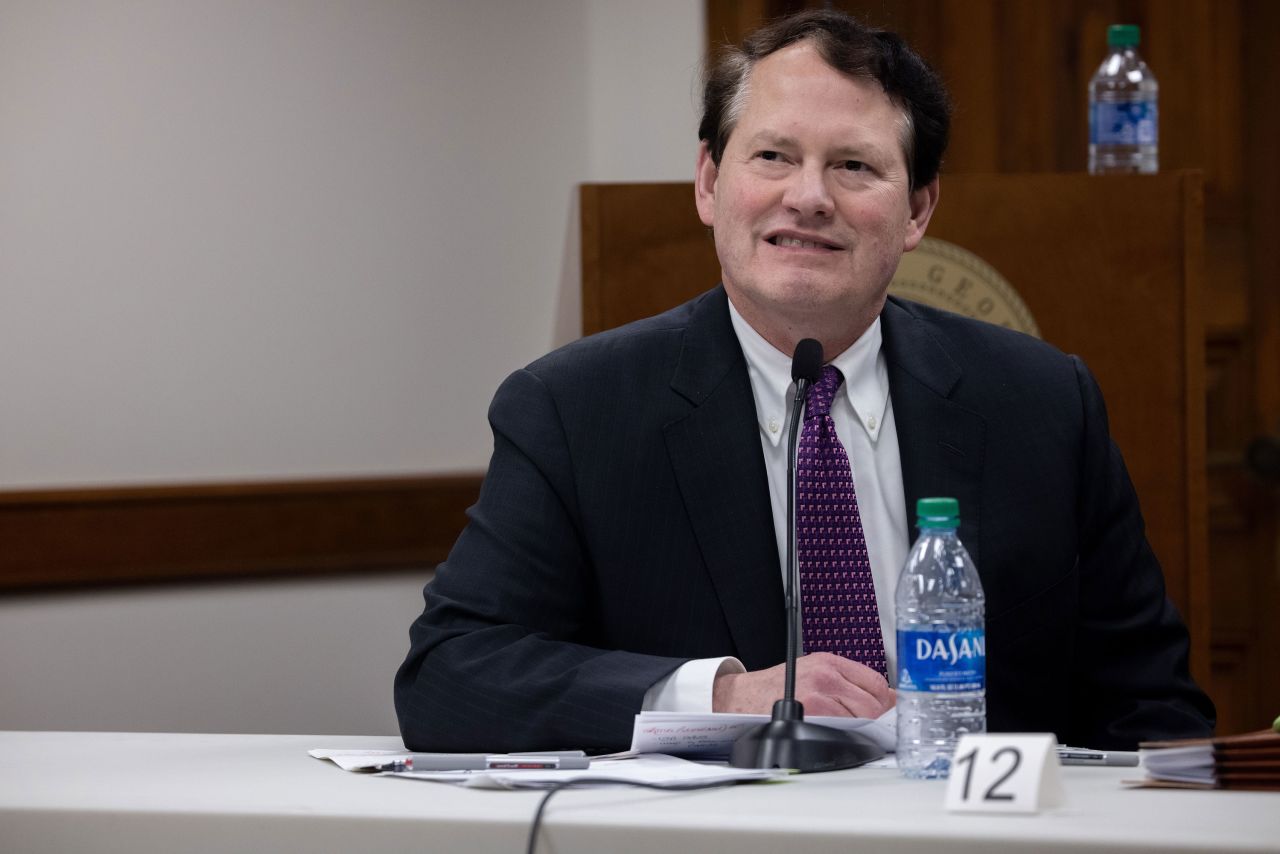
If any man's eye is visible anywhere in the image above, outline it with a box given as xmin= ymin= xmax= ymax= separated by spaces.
xmin=840 ymin=160 xmax=866 ymax=171
xmin=757 ymin=150 xmax=782 ymax=162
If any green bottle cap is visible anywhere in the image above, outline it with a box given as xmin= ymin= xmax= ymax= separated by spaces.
xmin=1108 ymin=24 xmax=1140 ymax=47
xmin=916 ymin=497 xmax=959 ymax=528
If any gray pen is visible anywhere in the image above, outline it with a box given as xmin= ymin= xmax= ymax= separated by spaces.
xmin=377 ymin=752 xmax=591 ymax=773
xmin=1057 ymin=747 xmax=1140 ymax=767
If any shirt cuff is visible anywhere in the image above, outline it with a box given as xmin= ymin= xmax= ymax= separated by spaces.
xmin=641 ymin=657 xmax=745 ymax=713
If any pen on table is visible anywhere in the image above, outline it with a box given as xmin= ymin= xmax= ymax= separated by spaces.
xmin=1057 ymin=747 xmax=1139 ymax=767
xmin=376 ymin=753 xmax=591 ymax=773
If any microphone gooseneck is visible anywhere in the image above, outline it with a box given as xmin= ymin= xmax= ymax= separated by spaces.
xmin=783 ymin=338 xmax=822 ymax=706
xmin=728 ymin=337 xmax=885 ymax=773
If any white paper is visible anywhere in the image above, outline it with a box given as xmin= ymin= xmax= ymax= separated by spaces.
xmin=1139 ymin=744 xmax=1213 ymax=784
xmin=630 ymin=708 xmax=896 ymax=758
xmin=382 ymin=753 xmax=788 ymax=790
xmin=308 ymin=747 xmax=412 ymax=772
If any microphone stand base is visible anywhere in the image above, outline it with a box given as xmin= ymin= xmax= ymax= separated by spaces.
xmin=728 ymin=704 xmax=885 ymax=773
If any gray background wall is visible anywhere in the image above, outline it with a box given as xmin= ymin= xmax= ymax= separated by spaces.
xmin=0 ymin=0 xmax=703 ymax=735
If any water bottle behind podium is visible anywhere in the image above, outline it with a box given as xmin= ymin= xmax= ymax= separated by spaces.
xmin=895 ymin=497 xmax=986 ymax=779
xmin=1088 ymin=24 xmax=1159 ymax=174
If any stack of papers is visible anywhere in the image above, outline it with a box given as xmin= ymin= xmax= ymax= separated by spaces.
xmin=309 ymin=748 xmax=787 ymax=790
xmin=1136 ymin=729 xmax=1280 ymax=790
xmin=629 ymin=709 xmax=896 ymax=759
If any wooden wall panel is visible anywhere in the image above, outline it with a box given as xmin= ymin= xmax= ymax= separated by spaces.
xmin=0 ymin=475 xmax=482 ymax=590
xmin=1241 ymin=0 xmax=1280 ymax=740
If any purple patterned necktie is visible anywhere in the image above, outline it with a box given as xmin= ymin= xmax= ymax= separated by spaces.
xmin=797 ymin=365 xmax=888 ymax=677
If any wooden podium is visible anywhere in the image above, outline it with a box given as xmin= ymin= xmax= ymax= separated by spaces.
xmin=580 ymin=173 xmax=1209 ymax=682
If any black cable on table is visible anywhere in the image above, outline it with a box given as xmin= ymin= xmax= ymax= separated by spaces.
xmin=526 ymin=777 xmax=744 ymax=854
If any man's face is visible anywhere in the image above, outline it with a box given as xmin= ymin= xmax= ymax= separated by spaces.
xmin=695 ymin=41 xmax=938 ymax=351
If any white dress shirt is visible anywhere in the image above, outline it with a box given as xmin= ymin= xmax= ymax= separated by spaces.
xmin=642 ymin=298 xmax=909 ymax=711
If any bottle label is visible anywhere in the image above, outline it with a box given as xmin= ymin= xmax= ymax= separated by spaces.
xmin=897 ymin=628 xmax=986 ymax=693
xmin=1090 ymin=100 xmax=1158 ymax=145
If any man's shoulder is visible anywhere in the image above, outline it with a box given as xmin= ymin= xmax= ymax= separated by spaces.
xmin=881 ymin=295 xmax=1091 ymax=420
xmin=883 ymin=295 xmax=1072 ymax=374
xmin=525 ymin=287 xmax=724 ymax=381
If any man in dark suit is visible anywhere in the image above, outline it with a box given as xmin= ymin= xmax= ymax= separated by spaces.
xmin=395 ymin=10 xmax=1214 ymax=753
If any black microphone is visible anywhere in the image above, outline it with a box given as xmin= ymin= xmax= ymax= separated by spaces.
xmin=729 ymin=338 xmax=885 ymax=773
xmin=791 ymin=338 xmax=824 ymax=385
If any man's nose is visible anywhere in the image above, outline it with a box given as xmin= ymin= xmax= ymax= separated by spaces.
xmin=782 ymin=163 xmax=833 ymax=218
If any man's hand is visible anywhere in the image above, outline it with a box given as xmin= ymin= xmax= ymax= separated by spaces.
xmin=712 ymin=653 xmax=894 ymax=718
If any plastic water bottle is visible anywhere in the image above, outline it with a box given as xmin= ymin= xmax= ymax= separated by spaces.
xmin=895 ymin=497 xmax=986 ymax=779
xmin=1088 ymin=24 xmax=1158 ymax=174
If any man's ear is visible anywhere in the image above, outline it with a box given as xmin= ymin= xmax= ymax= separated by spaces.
xmin=903 ymin=178 xmax=940 ymax=252
xmin=694 ymin=141 xmax=718 ymax=228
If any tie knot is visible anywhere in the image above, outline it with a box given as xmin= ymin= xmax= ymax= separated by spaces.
xmin=806 ymin=365 xmax=844 ymax=418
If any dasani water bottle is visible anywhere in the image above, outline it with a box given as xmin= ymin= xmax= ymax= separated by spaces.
xmin=1088 ymin=24 xmax=1159 ymax=174
xmin=895 ymin=497 xmax=986 ymax=779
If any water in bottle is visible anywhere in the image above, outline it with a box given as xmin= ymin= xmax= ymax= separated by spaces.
xmin=895 ymin=497 xmax=986 ymax=779
xmin=1088 ymin=24 xmax=1158 ymax=174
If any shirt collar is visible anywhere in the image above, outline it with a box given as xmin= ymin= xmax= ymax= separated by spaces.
xmin=727 ymin=297 xmax=889 ymax=448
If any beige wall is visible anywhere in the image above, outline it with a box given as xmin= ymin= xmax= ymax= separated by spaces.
xmin=0 ymin=570 xmax=431 ymax=735
xmin=0 ymin=0 xmax=702 ymax=488
xmin=0 ymin=0 xmax=703 ymax=734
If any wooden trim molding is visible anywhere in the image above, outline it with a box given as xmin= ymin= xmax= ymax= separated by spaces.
xmin=0 ymin=474 xmax=483 ymax=591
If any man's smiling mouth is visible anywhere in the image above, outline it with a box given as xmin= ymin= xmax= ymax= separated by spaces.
xmin=767 ymin=235 xmax=842 ymax=250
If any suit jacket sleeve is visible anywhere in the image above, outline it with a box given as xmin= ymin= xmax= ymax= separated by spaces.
xmin=393 ymin=367 xmax=689 ymax=753
xmin=1066 ymin=355 xmax=1215 ymax=747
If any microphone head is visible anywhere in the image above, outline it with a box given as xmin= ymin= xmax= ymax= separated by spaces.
xmin=791 ymin=338 xmax=824 ymax=384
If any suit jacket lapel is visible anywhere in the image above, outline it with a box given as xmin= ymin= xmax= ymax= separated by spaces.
xmin=881 ymin=298 xmax=987 ymax=567
xmin=662 ymin=287 xmax=787 ymax=669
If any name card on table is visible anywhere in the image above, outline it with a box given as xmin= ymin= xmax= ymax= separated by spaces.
xmin=944 ymin=733 xmax=1064 ymax=814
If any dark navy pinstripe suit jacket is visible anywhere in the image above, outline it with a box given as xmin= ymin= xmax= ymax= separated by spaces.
xmin=395 ymin=286 xmax=1213 ymax=753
